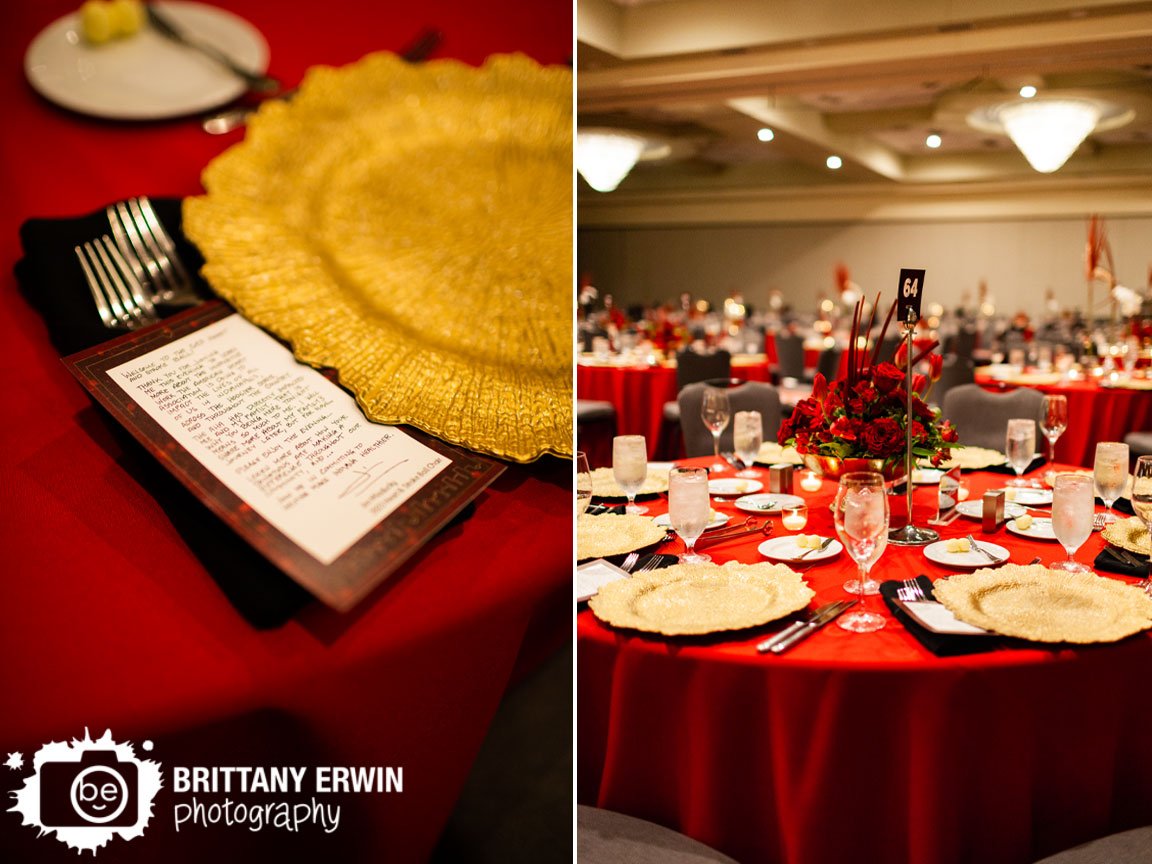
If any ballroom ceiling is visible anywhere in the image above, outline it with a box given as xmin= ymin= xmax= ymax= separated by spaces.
xmin=577 ymin=0 xmax=1152 ymax=221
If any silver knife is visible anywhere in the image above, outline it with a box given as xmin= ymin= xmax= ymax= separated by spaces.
xmin=757 ymin=600 xmax=852 ymax=653
xmin=1107 ymin=544 xmax=1145 ymax=568
xmin=147 ymin=4 xmax=280 ymax=93
xmin=768 ymin=599 xmax=858 ymax=654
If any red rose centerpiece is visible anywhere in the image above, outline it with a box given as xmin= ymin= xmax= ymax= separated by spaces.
xmin=779 ymin=295 xmax=958 ymax=479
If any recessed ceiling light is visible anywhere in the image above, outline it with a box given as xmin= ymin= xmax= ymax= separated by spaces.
xmin=1019 ymin=85 xmax=1037 ymax=98
xmin=925 ymin=133 xmax=942 ymax=149
xmin=826 ymin=155 xmax=842 ymax=170
xmin=757 ymin=127 xmax=775 ymax=142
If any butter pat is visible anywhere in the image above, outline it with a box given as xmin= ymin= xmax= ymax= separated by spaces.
xmin=1015 ymin=515 xmax=1033 ymax=530
xmin=945 ymin=538 xmax=971 ymax=553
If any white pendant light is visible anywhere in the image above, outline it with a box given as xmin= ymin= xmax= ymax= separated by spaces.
xmin=576 ymin=130 xmax=648 ymax=192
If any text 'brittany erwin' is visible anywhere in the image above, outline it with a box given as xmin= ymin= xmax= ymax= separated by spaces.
xmin=172 ymin=765 xmax=404 ymax=794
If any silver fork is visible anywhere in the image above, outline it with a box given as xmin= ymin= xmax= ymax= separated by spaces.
xmin=106 ymin=197 xmax=200 ymax=306
xmin=1092 ymin=513 xmax=1107 ymax=531
xmin=634 ymin=556 xmax=662 ymax=574
xmin=621 ymin=552 xmax=640 ymax=572
xmin=897 ymin=578 xmax=926 ymax=602
xmin=74 ymin=237 xmax=158 ymax=330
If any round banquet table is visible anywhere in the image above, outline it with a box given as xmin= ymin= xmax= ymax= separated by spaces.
xmin=0 ymin=2 xmax=570 ymax=862
xmin=578 ymin=457 xmax=1152 ymax=864
xmin=972 ymin=371 xmax=1152 ymax=467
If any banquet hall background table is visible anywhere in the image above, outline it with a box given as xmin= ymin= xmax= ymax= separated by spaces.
xmin=578 ymin=459 xmax=1152 ymax=864
xmin=972 ymin=371 xmax=1152 ymax=466
xmin=0 ymin=2 xmax=570 ymax=862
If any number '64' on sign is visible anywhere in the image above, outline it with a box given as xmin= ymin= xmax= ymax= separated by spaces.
xmin=896 ymin=268 xmax=925 ymax=321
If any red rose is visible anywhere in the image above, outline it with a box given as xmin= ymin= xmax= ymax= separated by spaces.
xmin=861 ymin=416 xmax=904 ymax=456
xmin=830 ymin=416 xmax=862 ymax=442
xmin=872 ymin=363 xmax=905 ymax=394
xmin=940 ymin=421 xmax=959 ymax=444
xmin=927 ymin=353 xmax=944 ymax=382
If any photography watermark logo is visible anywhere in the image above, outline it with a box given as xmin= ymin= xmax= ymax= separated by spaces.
xmin=7 ymin=729 xmax=163 ymax=854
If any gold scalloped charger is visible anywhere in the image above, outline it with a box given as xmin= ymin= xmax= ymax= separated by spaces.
xmin=589 ymin=466 xmax=670 ymax=498
xmin=588 ymin=560 xmax=815 ymax=636
xmin=1102 ymin=516 xmax=1150 ymax=557
xmin=183 ymin=53 xmax=571 ymax=463
xmin=577 ymin=513 xmax=668 ymax=561
xmin=934 ymin=564 xmax=1152 ymax=644
xmin=933 ymin=446 xmax=1006 ymax=471
xmin=756 ymin=442 xmax=804 ymax=465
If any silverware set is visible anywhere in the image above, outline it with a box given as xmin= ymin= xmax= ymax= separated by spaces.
xmin=75 ymin=196 xmax=199 ymax=331
xmin=756 ymin=599 xmax=857 ymax=654
xmin=620 ymin=552 xmax=663 ymax=575
xmin=896 ymin=578 xmax=927 ymax=602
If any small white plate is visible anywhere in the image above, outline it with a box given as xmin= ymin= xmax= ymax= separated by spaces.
xmin=735 ymin=493 xmax=805 ymax=513
xmin=709 ymin=478 xmax=763 ymax=496
xmin=24 ymin=1 xmax=268 ymax=120
xmin=654 ymin=511 xmax=729 ymax=531
xmin=576 ymin=559 xmax=630 ymax=603
xmin=758 ymin=535 xmax=842 ymax=564
xmin=913 ymin=468 xmax=944 ymax=485
xmin=648 ymin=462 xmax=676 ymax=476
xmin=998 ymin=488 xmax=1053 ymax=507
xmin=924 ymin=539 xmax=1010 ymax=569
xmin=1006 ymin=517 xmax=1058 ymax=541
xmin=956 ymin=500 xmax=1026 ymax=520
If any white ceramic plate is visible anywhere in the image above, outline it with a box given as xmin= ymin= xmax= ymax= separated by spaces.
xmin=998 ymin=487 xmax=1053 ymax=507
xmin=734 ymin=493 xmax=805 ymax=514
xmin=924 ymin=539 xmax=1010 ymax=569
xmin=709 ymin=478 xmax=763 ymax=496
xmin=24 ymin=1 xmax=268 ymax=120
xmin=757 ymin=535 xmax=842 ymax=564
xmin=576 ymin=559 xmax=629 ymax=603
xmin=913 ymin=468 xmax=944 ymax=485
xmin=654 ymin=511 xmax=729 ymax=531
xmin=1006 ymin=517 xmax=1058 ymax=541
xmin=956 ymin=500 xmax=1026 ymax=520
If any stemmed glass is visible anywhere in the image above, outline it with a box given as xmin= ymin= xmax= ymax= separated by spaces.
xmin=1039 ymin=395 xmax=1068 ymax=466
xmin=612 ymin=435 xmax=648 ymax=515
xmin=833 ymin=472 xmax=889 ymax=632
xmin=1093 ymin=441 xmax=1129 ymax=525
xmin=668 ymin=467 xmax=712 ymax=563
xmin=576 ymin=451 xmax=593 ymax=516
xmin=1130 ymin=456 xmax=1152 ymax=594
xmin=700 ymin=387 xmax=732 ymax=472
xmin=1005 ymin=418 xmax=1036 ymax=487
xmin=732 ymin=410 xmax=762 ymax=478
xmin=1050 ymin=472 xmax=1094 ymax=573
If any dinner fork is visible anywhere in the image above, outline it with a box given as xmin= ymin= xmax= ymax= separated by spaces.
xmin=621 ymin=552 xmax=640 ymax=572
xmin=106 ymin=196 xmax=201 ymax=306
xmin=1092 ymin=513 xmax=1107 ymax=531
xmin=634 ymin=556 xmax=663 ymax=574
xmin=897 ymin=578 xmax=926 ymax=602
xmin=74 ymin=237 xmax=159 ymax=330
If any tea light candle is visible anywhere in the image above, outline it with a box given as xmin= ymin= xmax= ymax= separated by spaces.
xmin=800 ymin=471 xmax=822 ymax=492
xmin=782 ymin=505 xmax=808 ymax=531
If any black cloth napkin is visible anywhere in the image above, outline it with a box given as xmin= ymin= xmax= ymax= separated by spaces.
xmin=586 ymin=503 xmax=626 ymax=516
xmin=979 ymin=455 xmax=1046 ymax=476
xmin=15 ymin=197 xmax=212 ymax=356
xmin=1093 ymin=546 xmax=1150 ymax=578
xmin=879 ymin=575 xmax=1001 ymax=657
xmin=1096 ymin=497 xmax=1136 ymax=516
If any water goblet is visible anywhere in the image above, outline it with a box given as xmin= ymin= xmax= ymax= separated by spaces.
xmin=1005 ymin=418 xmax=1036 ymax=487
xmin=732 ymin=410 xmax=762 ymax=478
xmin=1039 ymin=395 xmax=1068 ymax=465
xmin=1093 ymin=441 xmax=1129 ymax=525
xmin=833 ymin=472 xmax=889 ymax=630
xmin=576 ymin=451 xmax=593 ymax=515
xmin=612 ymin=435 xmax=649 ymax=515
xmin=1051 ymin=472 xmax=1094 ymax=573
xmin=700 ymin=387 xmax=732 ymax=472
xmin=1130 ymin=456 xmax=1152 ymax=594
xmin=669 ymin=467 xmax=712 ymax=564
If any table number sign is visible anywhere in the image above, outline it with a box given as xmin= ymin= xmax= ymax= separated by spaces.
xmin=64 ymin=301 xmax=503 ymax=611
xmin=897 ymin=268 xmax=925 ymax=324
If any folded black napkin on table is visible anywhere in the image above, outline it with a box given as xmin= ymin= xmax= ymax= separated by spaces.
xmin=979 ymin=455 xmax=1046 ymax=476
xmin=879 ymin=575 xmax=1001 ymax=657
xmin=1093 ymin=547 xmax=1149 ymax=578
xmin=1096 ymin=497 xmax=1136 ymax=516
xmin=15 ymin=198 xmax=212 ymax=356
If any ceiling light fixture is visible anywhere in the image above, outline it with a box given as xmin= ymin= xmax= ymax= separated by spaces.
xmin=757 ymin=127 xmax=775 ymax=142
xmin=925 ymin=132 xmax=942 ymax=149
xmin=967 ymin=97 xmax=1133 ymax=173
xmin=575 ymin=129 xmax=670 ymax=193
xmin=826 ymin=155 xmax=843 ymax=170
xmin=1019 ymin=85 xmax=1037 ymax=98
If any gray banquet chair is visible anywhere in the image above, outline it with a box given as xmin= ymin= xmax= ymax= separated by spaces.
xmin=578 ymin=806 xmax=740 ymax=864
xmin=940 ymin=383 xmax=1044 ymax=452
xmin=662 ymin=347 xmax=732 ymax=425
xmin=678 ymin=381 xmax=783 ymax=458
xmin=815 ymin=345 xmax=843 ymax=382
xmin=928 ymin=354 xmax=975 ymax=410
xmin=773 ymin=331 xmax=806 ymax=382
xmin=1124 ymin=431 xmax=1152 ymax=459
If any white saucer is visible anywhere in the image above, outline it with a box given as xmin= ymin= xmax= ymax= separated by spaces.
xmin=956 ymin=500 xmax=1026 ymax=520
xmin=1006 ymin=517 xmax=1058 ymax=541
xmin=924 ymin=539 xmax=1010 ymax=569
xmin=25 ymin=1 xmax=268 ymax=120
xmin=758 ymin=535 xmax=842 ymax=564
xmin=709 ymin=478 xmax=763 ymax=496
xmin=734 ymin=493 xmax=805 ymax=514
xmin=654 ymin=511 xmax=729 ymax=532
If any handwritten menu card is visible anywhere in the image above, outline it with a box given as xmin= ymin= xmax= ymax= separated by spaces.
xmin=64 ymin=302 xmax=503 ymax=611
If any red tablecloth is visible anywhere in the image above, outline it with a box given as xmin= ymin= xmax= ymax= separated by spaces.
xmin=0 ymin=3 xmax=570 ymax=862
xmin=973 ymin=373 xmax=1152 ymax=466
xmin=577 ymin=357 xmax=773 ymax=462
xmin=578 ymin=459 xmax=1152 ymax=864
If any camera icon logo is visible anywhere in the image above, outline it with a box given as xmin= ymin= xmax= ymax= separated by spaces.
xmin=40 ymin=749 xmax=137 ymax=827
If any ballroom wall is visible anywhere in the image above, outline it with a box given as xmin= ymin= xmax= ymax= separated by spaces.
xmin=576 ymin=216 xmax=1152 ymax=320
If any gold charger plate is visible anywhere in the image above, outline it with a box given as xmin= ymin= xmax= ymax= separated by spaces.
xmin=934 ymin=564 xmax=1152 ymax=643
xmin=588 ymin=560 xmax=815 ymax=636
xmin=756 ymin=442 xmax=804 ymax=465
xmin=934 ymin=446 xmax=1006 ymax=471
xmin=183 ymin=53 xmax=571 ymax=463
xmin=590 ymin=466 xmax=670 ymax=498
xmin=577 ymin=513 xmax=668 ymax=560
xmin=1102 ymin=517 xmax=1150 ymax=557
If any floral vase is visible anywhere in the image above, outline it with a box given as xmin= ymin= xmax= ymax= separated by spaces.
xmin=802 ymin=454 xmax=906 ymax=482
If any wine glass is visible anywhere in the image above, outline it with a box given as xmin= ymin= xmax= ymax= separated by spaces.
xmin=612 ymin=435 xmax=649 ymax=515
xmin=576 ymin=451 xmax=593 ymax=516
xmin=1093 ymin=441 xmax=1129 ymax=525
xmin=833 ymin=472 xmax=888 ymax=631
xmin=1005 ymin=418 xmax=1036 ymax=487
xmin=700 ymin=387 xmax=732 ymax=472
xmin=1050 ymin=472 xmax=1094 ymax=573
xmin=1130 ymin=456 xmax=1152 ymax=594
xmin=732 ymin=410 xmax=762 ymax=478
xmin=669 ymin=467 xmax=712 ymax=563
xmin=1039 ymin=395 xmax=1068 ymax=465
